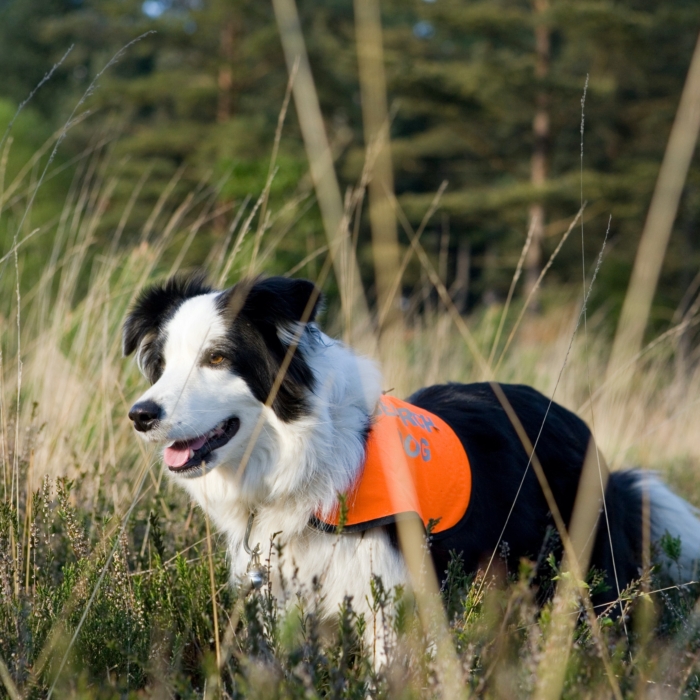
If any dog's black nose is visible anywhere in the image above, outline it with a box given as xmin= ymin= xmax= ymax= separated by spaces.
xmin=128 ymin=400 xmax=163 ymax=432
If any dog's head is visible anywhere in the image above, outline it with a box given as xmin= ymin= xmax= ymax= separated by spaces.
xmin=123 ymin=272 xmax=322 ymax=480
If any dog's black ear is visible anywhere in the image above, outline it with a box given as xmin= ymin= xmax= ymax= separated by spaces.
xmin=226 ymin=277 xmax=322 ymax=328
xmin=123 ymin=271 xmax=212 ymax=356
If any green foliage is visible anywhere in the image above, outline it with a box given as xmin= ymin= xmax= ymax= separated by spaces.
xmin=441 ymin=549 xmax=473 ymax=623
xmin=660 ymin=529 xmax=683 ymax=564
xmin=1 ymin=0 xmax=699 ymax=324
xmin=0 ymin=473 xmax=226 ymax=695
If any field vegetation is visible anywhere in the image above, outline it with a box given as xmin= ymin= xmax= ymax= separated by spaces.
xmin=1 ymin=0 xmax=700 ymax=697
xmin=0 ymin=119 xmax=699 ymax=698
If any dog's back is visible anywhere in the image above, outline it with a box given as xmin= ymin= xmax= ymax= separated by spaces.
xmin=408 ymin=382 xmax=699 ymax=606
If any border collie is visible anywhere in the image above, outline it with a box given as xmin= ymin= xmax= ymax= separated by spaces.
xmin=123 ymin=273 xmax=700 ymax=651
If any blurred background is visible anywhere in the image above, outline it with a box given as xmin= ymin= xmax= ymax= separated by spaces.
xmin=1 ymin=0 xmax=699 ymax=335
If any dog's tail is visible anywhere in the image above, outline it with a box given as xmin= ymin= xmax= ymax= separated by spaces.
xmin=637 ymin=471 xmax=700 ymax=584
xmin=590 ymin=471 xmax=700 ymax=604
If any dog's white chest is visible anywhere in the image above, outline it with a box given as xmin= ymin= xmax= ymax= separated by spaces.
xmin=229 ymin=524 xmax=409 ymax=621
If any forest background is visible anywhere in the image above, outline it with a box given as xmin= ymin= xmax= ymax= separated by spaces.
xmin=1 ymin=0 xmax=699 ymax=337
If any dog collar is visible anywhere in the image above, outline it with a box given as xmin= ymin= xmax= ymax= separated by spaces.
xmin=310 ymin=395 xmax=471 ymax=534
xmin=240 ymin=511 xmax=266 ymax=594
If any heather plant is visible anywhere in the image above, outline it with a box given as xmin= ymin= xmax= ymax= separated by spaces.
xmin=0 ymin=463 xmax=603 ymax=697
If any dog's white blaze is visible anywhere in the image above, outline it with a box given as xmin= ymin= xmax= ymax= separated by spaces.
xmin=162 ymin=293 xmax=226 ymax=365
xmin=134 ymin=293 xmax=261 ymax=449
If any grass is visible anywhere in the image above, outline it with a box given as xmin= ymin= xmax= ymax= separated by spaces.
xmin=1 ymin=167 xmax=700 ymax=697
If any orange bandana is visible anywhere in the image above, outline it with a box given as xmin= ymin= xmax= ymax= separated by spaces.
xmin=312 ymin=395 xmax=472 ymax=534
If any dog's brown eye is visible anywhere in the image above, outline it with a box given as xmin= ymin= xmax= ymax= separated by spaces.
xmin=209 ymin=353 xmax=225 ymax=365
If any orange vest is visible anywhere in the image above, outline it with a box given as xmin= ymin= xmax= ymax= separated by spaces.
xmin=312 ymin=395 xmax=472 ymax=534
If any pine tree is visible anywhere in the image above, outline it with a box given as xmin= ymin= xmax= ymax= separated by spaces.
xmin=22 ymin=0 xmax=326 ymax=272
xmin=368 ymin=0 xmax=700 ymax=317
xmin=0 ymin=0 xmax=698 ymax=326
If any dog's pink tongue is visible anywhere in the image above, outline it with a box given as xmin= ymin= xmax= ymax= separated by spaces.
xmin=164 ymin=445 xmax=190 ymax=468
xmin=164 ymin=435 xmax=207 ymax=468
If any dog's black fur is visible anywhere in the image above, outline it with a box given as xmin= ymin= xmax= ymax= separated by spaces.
xmin=393 ymin=382 xmax=643 ymax=607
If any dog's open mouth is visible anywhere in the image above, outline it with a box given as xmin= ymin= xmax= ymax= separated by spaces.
xmin=164 ymin=416 xmax=240 ymax=472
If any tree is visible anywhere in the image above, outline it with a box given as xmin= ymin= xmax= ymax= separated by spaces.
xmin=524 ymin=0 xmax=550 ymax=303
xmin=368 ymin=0 xmax=700 ymax=320
xmin=0 ymin=0 xmax=698 ymax=332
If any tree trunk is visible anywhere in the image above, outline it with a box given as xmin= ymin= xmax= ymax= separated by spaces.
xmin=452 ymin=237 xmax=471 ymax=314
xmin=354 ymin=0 xmax=404 ymax=343
xmin=217 ymin=18 xmax=235 ymax=123
xmin=524 ymin=0 xmax=550 ymax=305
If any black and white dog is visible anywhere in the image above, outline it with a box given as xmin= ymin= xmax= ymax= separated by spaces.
xmin=123 ymin=273 xmax=700 ymax=642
